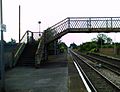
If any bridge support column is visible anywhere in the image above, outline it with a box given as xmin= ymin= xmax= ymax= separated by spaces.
xmin=54 ymin=40 xmax=58 ymax=55
xmin=44 ymin=45 xmax=48 ymax=61
xmin=43 ymin=30 xmax=48 ymax=61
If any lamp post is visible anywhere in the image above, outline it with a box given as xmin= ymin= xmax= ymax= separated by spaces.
xmin=114 ymin=33 xmax=116 ymax=55
xmin=38 ymin=21 xmax=41 ymax=36
xmin=101 ymin=38 xmax=102 ymax=52
xmin=19 ymin=5 xmax=21 ymax=43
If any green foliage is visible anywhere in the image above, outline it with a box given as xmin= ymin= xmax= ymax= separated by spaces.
xmin=92 ymin=34 xmax=112 ymax=43
xmin=112 ymin=42 xmax=120 ymax=48
xmin=69 ymin=42 xmax=77 ymax=49
xmin=102 ymin=44 xmax=113 ymax=48
xmin=58 ymin=42 xmax=67 ymax=53
xmin=0 ymin=40 xmax=6 ymax=44
xmin=92 ymin=34 xmax=112 ymax=47
xmin=106 ymin=37 xmax=112 ymax=44
xmin=78 ymin=41 xmax=97 ymax=52
xmin=7 ymin=38 xmax=16 ymax=45
xmin=78 ymin=34 xmax=113 ymax=52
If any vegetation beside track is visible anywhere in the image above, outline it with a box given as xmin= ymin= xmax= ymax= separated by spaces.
xmin=69 ymin=33 xmax=120 ymax=58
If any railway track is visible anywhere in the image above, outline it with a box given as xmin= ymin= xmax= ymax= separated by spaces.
xmin=69 ymin=50 xmax=120 ymax=92
xmin=78 ymin=52 xmax=120 ymax=75
xmin=89 ymin=53 xmax=120 ymax=66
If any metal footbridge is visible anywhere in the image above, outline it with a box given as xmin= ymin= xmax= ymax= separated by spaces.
xmin=11 ymin=17 xmax=120 ymax=67
xmin=46 ymin=17 xmax=120 ymax=44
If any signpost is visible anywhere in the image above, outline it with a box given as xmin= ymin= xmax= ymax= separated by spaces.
xmin=0 ymin=0 xmax=6 ymax=91
xmin=0 ymin=24 xmax=6 ymax=32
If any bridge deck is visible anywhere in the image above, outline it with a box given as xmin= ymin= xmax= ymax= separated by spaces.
xmin=69 ymin=28 xmax=120 ymax=33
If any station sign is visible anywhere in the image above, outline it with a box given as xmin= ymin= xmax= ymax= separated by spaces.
xmin=0 ymin=24 xmax=6 ymax=32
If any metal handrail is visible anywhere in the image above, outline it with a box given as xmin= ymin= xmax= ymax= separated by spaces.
xmin=68 ymin=17 xmax=120 ymax=19
xmin=19 ymin=31 xmax=28 ymax=42
xmin=49 ymin=17 xmax=120 ymax=28
xmin=35 ymin=33 xmax=45 ymax=67
xmin=12 ymin=31 xmax=28 ymax=67
xmin=50 ymin=18 xmax=68 ymax=29
xmin=12 ymin=30 xmax=40 ymax=67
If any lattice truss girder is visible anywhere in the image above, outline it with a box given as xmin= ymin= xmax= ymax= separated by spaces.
xmin=47 ymin=17 xmax=120 ymax=42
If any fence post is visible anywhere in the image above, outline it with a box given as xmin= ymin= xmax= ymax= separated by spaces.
xmin=68 ymin=17 xmax=70 ymax=28
xmin=89 ymin=18 xmax=91 ymax=28
xmin=87 ymin=20 xmax=89 ymax=28
xmin=111 ymin=17 xmax=112 ymax=29
xmin=106 ymin=20 xmax=108 ymax=28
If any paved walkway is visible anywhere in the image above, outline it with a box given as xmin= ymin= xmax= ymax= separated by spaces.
xmin=5 ymin=54 xmax=68 ymax=92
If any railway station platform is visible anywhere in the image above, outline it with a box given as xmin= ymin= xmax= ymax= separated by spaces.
xmin=5 ymin=54 xmax=68 ymax=92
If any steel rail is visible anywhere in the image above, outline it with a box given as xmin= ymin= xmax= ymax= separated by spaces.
xmin=77 ymin=52 xmax=120 ymax=75
xmin=70 ymin=50 xmax=120 ymax=92
xmin=81 ymin=53 xmax=120 ymax=74
xmin=69 ymin=52 xmax=97 ymax=92
xmin=89 ymin=53 xmax=120 ymax=67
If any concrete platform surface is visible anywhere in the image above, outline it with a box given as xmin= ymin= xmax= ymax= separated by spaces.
xmin=5 ymin=54 xmax=68 ymax=92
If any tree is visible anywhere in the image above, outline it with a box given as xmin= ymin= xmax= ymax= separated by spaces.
xmin=0 ymin=40 xmax=6 ymax=45
xmin=78 ymin=41 xmax=97 ymax=52
xmin=92 ymin=34 xmax=112 ymax=47
xmin=58 ymin=42 xmax=67 ymax=53
xmin=7 ymin=38 xmax=16 ymax=45
xmin=106 ymin=37 xmax=112 ymax=44
xmin=69 ymin=43 xmax=77 ymax=49
xmin=78 ymin=34 xmax=113 ymax=52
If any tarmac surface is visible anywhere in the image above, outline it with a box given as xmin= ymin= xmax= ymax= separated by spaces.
xmin=5 ymin=54 xmax=68 ymax=92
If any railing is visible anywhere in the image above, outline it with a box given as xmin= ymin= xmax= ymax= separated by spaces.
xmin=12 ymin=30 xmax=40 ymax=67
xmin=49 ymin=18 xmax=69 ymax=36
xmin=69 ymin=17 xmax=120 ymax=28
xmin=35 ymin=32 xmax=45 ymax=67
xmin=48 ymin=17 xmax=120 ymax=43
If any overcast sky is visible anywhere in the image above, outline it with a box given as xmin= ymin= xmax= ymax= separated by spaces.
xmin=2 ymin=0 xmax=120 ymax=46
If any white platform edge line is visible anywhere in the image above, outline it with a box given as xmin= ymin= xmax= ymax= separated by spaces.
xmin=73 ymin=61 xmax=91 ymax=92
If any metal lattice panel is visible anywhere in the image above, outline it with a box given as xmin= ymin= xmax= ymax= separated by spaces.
xmin=47 ymin=17 xmax=120 ymax=43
